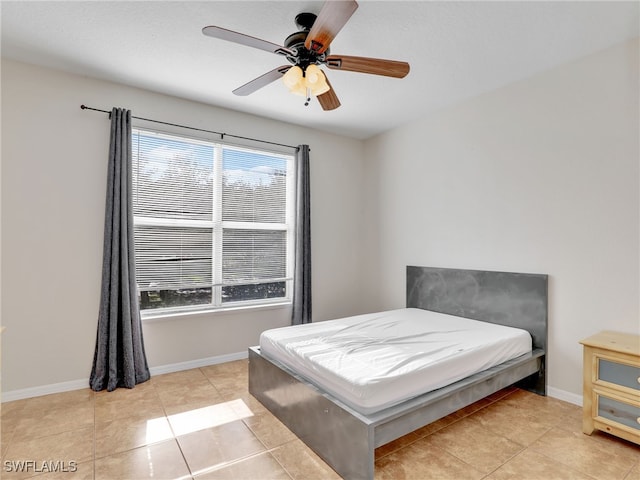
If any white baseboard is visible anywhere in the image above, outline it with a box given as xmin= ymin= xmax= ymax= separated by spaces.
xmin=1 ymin=351 xmax=248 ymax=403
xmin=547 ymin=386 xmax=582 ymax=406
xmin=1 ymin=378 xmax=89 ymax=403
xmin=148 ymin=351 xmax=248 ymax=376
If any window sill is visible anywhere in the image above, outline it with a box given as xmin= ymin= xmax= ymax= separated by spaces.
xmin=140 ymin=301 xmax=292 ymax=323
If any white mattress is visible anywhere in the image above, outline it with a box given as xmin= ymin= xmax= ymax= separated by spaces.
xmin=259 ymin=308 xmax=532 ymax=414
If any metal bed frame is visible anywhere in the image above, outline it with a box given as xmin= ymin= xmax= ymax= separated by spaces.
xmin=249 ymin=266 xmax=548 ymax=479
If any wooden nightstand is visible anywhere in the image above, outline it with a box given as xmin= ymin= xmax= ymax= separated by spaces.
xmin=580 ymin=331 xmax=640 ymax=445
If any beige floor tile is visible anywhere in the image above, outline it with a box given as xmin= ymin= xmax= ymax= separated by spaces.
xmin=549 ymin=404 xmax=584 ymax=434
xmin=485 ymin=386 xmax=519 ymax=402
xmin=410 ymin=412 xmax=464 ymax=439
xmin=2 ymin=399 xmax=28 ymax=432
xmin=194 ymin=452 xmax=291 ymax=480
xmin=94 ymin=440 xmax=190 ymax=480
xmin=580 ymin=430 xmax=640 ymax=459
xmin=158 ymin=383 xmax=226 ymax=416
xmin=485 ymin=449 xmax=597 ymax=480
xmin=94 ymin=382 xmax=164 ymax=423
xmin=217 ymin=384 xmax=252 ymax=403
xmin=454 ymin=397 xmax=495 ymax=418
xmin=200 ymin=360 xmax=248 ymax=379
xmin=241 ymin=406 xmax=297 ymax=449
xmin=370 ymin=412 xmax=464 ymax=462
xmin=201 ymin=361 xmax=249 ymax=398
xmin=502 ymin=389 xmax=583 ymax=433
xmin=2 ymin=419 xmax=19 ymax=450
xmin=152 ymin=368 xmax=210 ymax=389
xmin=206 ymin=367 xmax=249 ymax=385
xmin=209 ymin=377 xmax=249 ymax=399
xmin=19 ymin=390 xmax=94 ymax=417
xmin=95 ymin=398 xmax=165 ymax=425
xmin=529 ymin=427 xmax=638 ymax=480
xmin=425 ymin=416 xmax=524 ymax=474
xmin=2 ymin=399 xmax=28 ymax=416
xmin=375 ymin=438 xmax=484 ymax=480
xmin=270 ymin=439 xmax=341 ymax=480
xmin=95 ymin=412 xmax=174 ymax=459
xmin=624 ymin=461 xmax=640 ymax=480
xmin=3 ymin=427 xmax=94 ymax=480
xmin=1 ymin=401 xmax=26 ymax=456
xmin=11 ymin=404 xmax=94 ymax=442
xmin=6 ymin=362 xmax=622 ymax=480
xmin=375 ymin=431 xmax=421 ymax=460
xmin=4 ymin=393 xmax=93 ymax=445
xmin=470 ymin=399 xmax=553 ymax=445
xmin=2 ymin=439 xmax=11 ymax=459
xmin=177 ymin=419 xmax=266 ymax=475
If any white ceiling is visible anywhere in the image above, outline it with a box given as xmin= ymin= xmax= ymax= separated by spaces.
xmin=2 ymin=1 xmax=638 ymax=139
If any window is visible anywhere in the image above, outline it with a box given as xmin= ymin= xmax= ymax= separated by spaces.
xmin=131 ymin=129 xmax=295 ymax=314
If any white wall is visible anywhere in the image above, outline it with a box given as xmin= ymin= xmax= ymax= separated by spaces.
xmin=362 ymin=38 xmax=640 ymax=399
xmin=1 ymin=59 xmax=365 ymax=394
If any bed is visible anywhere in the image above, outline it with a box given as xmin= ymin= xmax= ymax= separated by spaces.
xmin=248 ymin=266 xmax=548 ymax=479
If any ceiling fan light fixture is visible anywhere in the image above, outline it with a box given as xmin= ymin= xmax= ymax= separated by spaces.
xmin=282 ymin=66 xmax=307 ymax=97
xmin=290 ymin=83 xmax=308 ymax=97
xmin=282 ymin=65 xmax=303 ymax=89
xmin=305 ymin=65 xmax=330 ymax=96
xmin=282 ymin=64 xmax=330 ymax=98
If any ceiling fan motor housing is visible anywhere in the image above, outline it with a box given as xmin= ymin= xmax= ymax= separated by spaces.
xmin=284 ymin=13 xmax=328 ymax=69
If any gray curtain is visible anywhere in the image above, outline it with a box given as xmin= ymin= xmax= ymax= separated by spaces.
xmin=292 ymin=145 xmax=312 ymax=325
xmin=90 ymin=107 xmax=150 ymax=392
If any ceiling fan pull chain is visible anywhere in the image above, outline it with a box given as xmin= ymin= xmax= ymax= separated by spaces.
xmin=304 ymin=87 xmax=311 ymax=106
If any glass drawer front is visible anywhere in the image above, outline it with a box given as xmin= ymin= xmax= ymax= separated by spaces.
xmin=598 ymin=359 xmax=640 ymax=391
xmin=597 ymin=395 xmax=640 ymax=431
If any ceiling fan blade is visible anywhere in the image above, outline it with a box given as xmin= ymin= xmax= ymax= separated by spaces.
xmin=233 ymin=66 xmax=291 ymax=96
xmin=316 ymin=75 xmax=341 ymax=111
xmin=305 ymin=0 xmax=359 ymax=54
xmin=325 ymin=55 xmax=410 ymax=78
xmin=202 ymin=26 xmax=294 ymax=56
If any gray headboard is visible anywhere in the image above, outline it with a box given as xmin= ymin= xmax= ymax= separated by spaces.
xmin=406 ymin=266 xmax=548 ymax=353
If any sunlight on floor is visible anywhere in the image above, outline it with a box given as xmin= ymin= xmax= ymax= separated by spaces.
xmin=144 ymin=417 xmax=174 ymax=444
xmin=160 ymin=398 xmax=254 ymax=437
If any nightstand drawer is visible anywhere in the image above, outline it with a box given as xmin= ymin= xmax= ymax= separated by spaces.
xmin=598 ymin=358 xmax=640 ymax=391
xmin=597 ymin=394 xmax=640 ymax=431
xmin=581 ymin=331 xmax=640 ymax=445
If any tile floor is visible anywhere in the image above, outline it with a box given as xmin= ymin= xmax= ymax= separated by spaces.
xmin=1 ymin=359 xmax=638 ymax=479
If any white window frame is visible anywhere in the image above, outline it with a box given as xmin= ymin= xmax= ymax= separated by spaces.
xmin=132 ymin=128 xmax=296 ymax=317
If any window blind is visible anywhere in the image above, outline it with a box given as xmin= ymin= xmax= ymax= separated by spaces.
xmin=222 ymin=148 xmax=287 ymax=223
xmin=132 ymin=131 xmax=213 ymax=221
xmin=135 ymin=225 xmax=212 ymax=291
xmin=131 ymin=128 xmax=294 ymax=312
xmin=222 ymin=229 xmax=287 ymax=284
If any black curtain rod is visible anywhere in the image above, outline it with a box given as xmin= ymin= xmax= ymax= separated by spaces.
xmin=80 ymin=105 xmax=299 ymax=151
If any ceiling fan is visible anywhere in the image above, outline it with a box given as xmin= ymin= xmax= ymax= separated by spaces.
xmin=202 ymin=0 xmax=410 ymax=111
